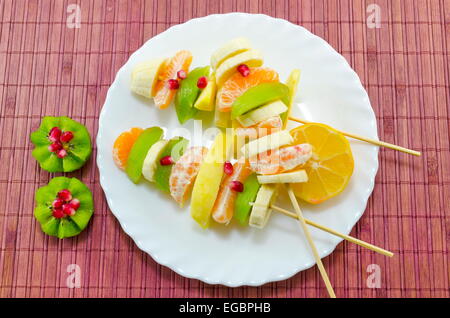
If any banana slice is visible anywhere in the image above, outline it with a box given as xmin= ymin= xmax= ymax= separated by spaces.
xmin=237 ymin=100 xmax=288 ymax=127
xmin=249 ymin=184 xmax=278 ymax=229
xmin=131 ymin=58 xmax=167 ymax=98
xmin=257 ymin=170 xmax=308 ymax=184
xmin=215 ymin=49 xmax=264 ymax=87
xmin=142 ymin=139 xmax=169 ymax=182
xmin=240 ymin=130 xmax=293 ymax=158
xmin=210 ymin=37 xmax=252 ymax=70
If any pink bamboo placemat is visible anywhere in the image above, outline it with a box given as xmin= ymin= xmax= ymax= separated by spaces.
xmin=0 ymin=0 xmax=448 ymax=298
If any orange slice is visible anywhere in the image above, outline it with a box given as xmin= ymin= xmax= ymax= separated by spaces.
xmin=153 ymin=50 xmax=193 ymax=109
xmin=112 ymin=127 xmax=144 ymax=170
xmin=216 ymin=67 xmax=279 ymax=112
xmin=212 ymin=161 xmax=252 ymax=224
xmin=290 ymin=123 xmax=354 ymax=204
xmin=169 ymin=146 xmax=208 ymax=207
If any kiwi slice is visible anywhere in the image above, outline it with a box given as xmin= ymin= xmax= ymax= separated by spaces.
xmin=30 ymin=116 xmax=92 ymax=172
xmin=153 ymin=137 xmax=189 ymax=192
xmin=34 ymin=177 xmax=94 ymax=239
xmin=126 ymin=127 xmax=164 ymax=183
xmin=234 ymin=173 xmax=261 ymax=226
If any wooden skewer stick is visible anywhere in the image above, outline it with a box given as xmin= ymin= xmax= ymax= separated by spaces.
xmin=285 ymin=184 xmax=336 ymax=298
xmin=271 ymin=205 xmax=394 ymax=257
xmin=289 ymin=116 xmax=421 ymax=157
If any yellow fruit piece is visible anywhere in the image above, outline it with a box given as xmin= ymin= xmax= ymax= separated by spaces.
xmin=282 ymin=69 xmax=301 ymax=129
xmin=130 ymin=58 xmax=167 ymax=98
xmin=210 ymin=37 xmax=252 ymax=70
xmin=215 ymin=49 xmax=264 ymax=87
xmin=214 ymin=107 xmax=231 ymax=128
xmin=290 ymin=123 xmax=354 ymax=204
xmin=194 ymin=73 xmax=217 ymax=111
xmin=190 ymin=131 xmax=233 ymax=228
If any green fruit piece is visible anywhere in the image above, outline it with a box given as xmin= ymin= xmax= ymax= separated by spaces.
xmin=30 ymin=116 xmax=92 ymax=172
xmin=175 ymin=66 xmax=210 ymax=124
xmin=34 ymin=176 xmax=94 ymax=239
xmin=231 ymin=82 xmax=289 ymax=119
xmin=154 ymin=137 xmax=189 ymax=192
xmin=59 ymin=117 xmax=92 ymax=171
xmin=126 ymin=127 xmax=164 ymax=183
xmin=234 ymin=173 xmax=261 ymax=226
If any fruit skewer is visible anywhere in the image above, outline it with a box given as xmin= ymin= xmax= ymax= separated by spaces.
xmin=288 ymin=117 xmax=421 ymax=157
xmin=286 ymin=184 xmax=336 ymax=298
xmin=270 ymin=204 xmax=394 ymax=257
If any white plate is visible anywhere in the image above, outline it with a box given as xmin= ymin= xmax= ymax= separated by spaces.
xmin=97 ymin=13 xmax=379 ymax=287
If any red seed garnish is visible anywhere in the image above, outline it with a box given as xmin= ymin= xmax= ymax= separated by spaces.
xmin=62 ymin=204 xmax=76 ymax=216
xmin=69 ymin=198 xmax=80 ymax=210
xmin=167 ymin=79 xmax=179 ymax=90
xmin=57 ymin=189 xmax=72 ymax=201
xmin=160 ymin=155 xmax=174 ymax=166
xmin=52 ymin=198 xmax=64 ymax=209
xmin=49 ymin=127 xmax=62 ymax=142
xmin=197 ymin=76 xmax=208 ymax=89
xmin=177 ymin=70 xmax=187 ymax=80
xmin=237 ymin=64 xmax=250 ymax=77
xmin=60 ymin=131 xmax=74 ymax=143
xmin=56 ymin=148 xmax=67 ymax=158
xmin=48 ymin=142 xmax=63 ymax=153
xmin=230 ymin=180 xmax=244 ymax=192
xmin=52 ymin=208 xmax=65 ymax=219
xmin=223 ymin=161 xmax=233 ymax=175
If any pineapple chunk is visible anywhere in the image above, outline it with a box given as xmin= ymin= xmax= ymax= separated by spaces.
xmin=190 ymin=131 xmax=233 ymax=228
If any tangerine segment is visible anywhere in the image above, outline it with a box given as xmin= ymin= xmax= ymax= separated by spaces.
xmin=169 ymin=146 xmax=208 ymax=207
xmin=153 ymin=50 xmax=193 ymax=109
xmin=112 ymin=127 xmax=144 ymax=170
xmin=289 ymin=123 xmax=354 ymax=204
xmin=212 ymin=161 xmax=252 ymax=224
xmin=216 ymin=67 xmax=279 ymax=112
xmin=249 ymin=143 xmax=312 ymax=175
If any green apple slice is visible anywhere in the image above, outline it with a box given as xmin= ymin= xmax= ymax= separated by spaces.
xmin=126 ymin=127 xmax=164 ymax=183
xmin=175 ymin=66 xmax=210 ymax=124
xmin=234 ymin=173 xmax=261 ymax=226
xmin=231 ymin=82 xmax=289 ymax=119
xmin=153 ymin=137 xmax=189 ymax=192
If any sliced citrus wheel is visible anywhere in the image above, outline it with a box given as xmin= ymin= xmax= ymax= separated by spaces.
xmin=153 ymin=50 xmax=193 ymax=109
xmin=112 ymin=127 xmax=144 ymax=170
xmin=216 ymin=67 xmax=279 ymax=112
xmin=290 ymin=123 xmax=354 ymax=204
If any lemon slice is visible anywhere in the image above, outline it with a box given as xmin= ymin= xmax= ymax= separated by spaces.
xmin=290 ymin=123 xmax=354 ymax=204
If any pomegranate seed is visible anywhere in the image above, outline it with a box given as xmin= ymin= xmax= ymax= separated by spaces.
xmin=52 ymin=208 xmax=65 ymax=219
xmin=223 ymin=161 xmax=233 ymax=175
xmin=49 ymin=127 xmax=62 ymax=142
xmin=57 ymin=189 xmax=72 ymax=201
xmin=60 ymin=131 xmax=74 ymax=143
xmin=237 ymin=64 xmax=250 ymax=77
xmin=48 ymin=142 xmax=62 ymax=153
xmin=167 ymin=79 xmax=179 ymax=90
xmin=160 ymin=155 xmax=174 ymax=166
xmin=177 ymin=70 xmax=187 ymax=80
xmin=52 ymin=198 xmax=64 ymax=209
xmin=197 ymin=76 xmax=208 ymax=89
xmin=56 ymin=148 xmax=67 ymax=158
xmin=62 ymin=204 xmax=76 ymax=216
xmin=69 ymin=198 xmax=80 ymax=210
xmin=230 ymin=181 xmax=244 ymax=192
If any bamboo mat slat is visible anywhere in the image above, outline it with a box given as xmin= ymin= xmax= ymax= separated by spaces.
xmin=0 ymin=0 xmax=448 ymax=298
